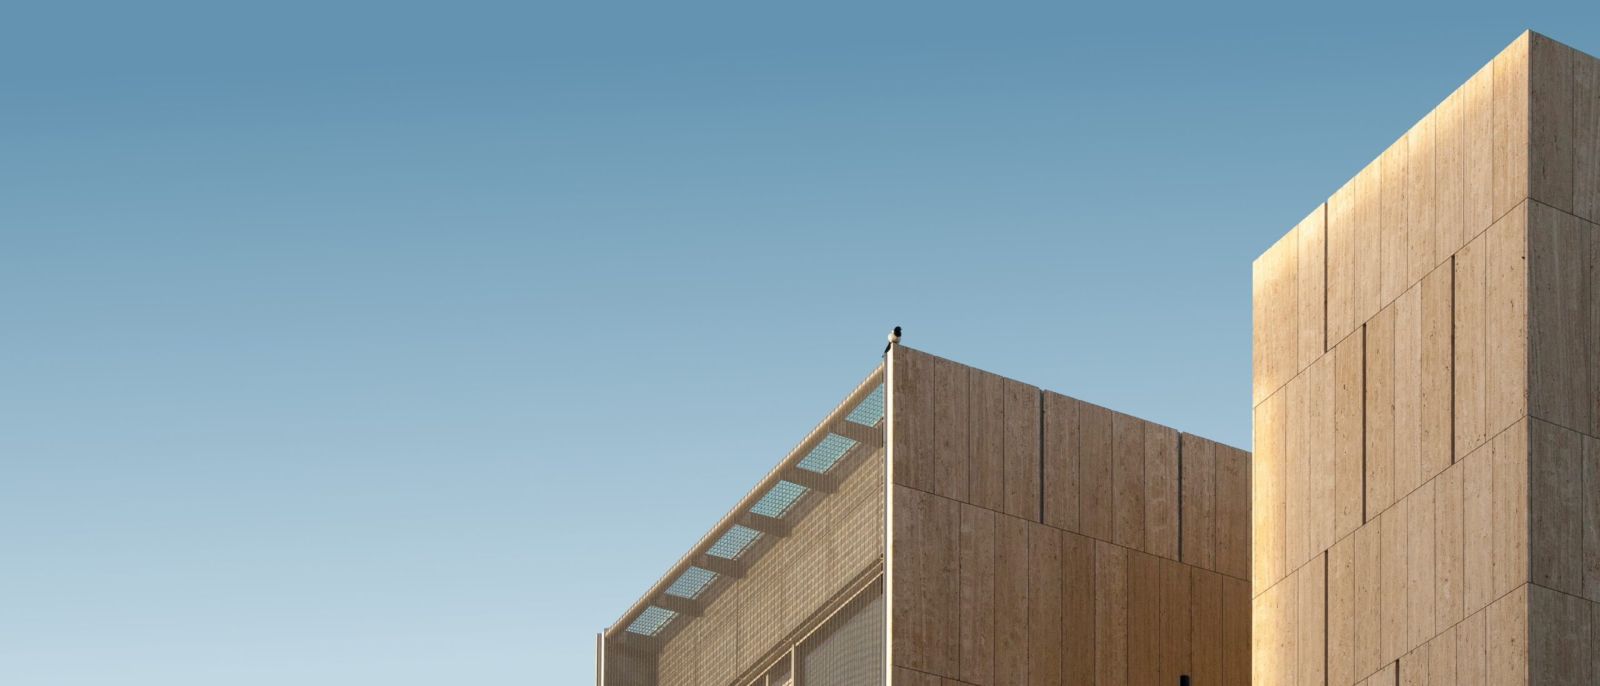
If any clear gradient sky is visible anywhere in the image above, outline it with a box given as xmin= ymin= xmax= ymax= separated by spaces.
xmin=5 ymin=2 xmax=1597 ymax=684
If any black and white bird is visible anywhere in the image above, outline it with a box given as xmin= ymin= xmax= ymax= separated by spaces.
xmin=883 ymin=326 xmax=902 ymax=355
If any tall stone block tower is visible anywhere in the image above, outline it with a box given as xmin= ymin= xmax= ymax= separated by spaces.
xmin=1252 ymin=31 xmax=1600 ymax=686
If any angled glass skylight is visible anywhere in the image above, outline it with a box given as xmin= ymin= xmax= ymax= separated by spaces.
xmin=664 ymin=566 xmax=717 ymax=600
xmin=626 ymin=605 xmax=678 ymax=635
xmin=751 ymin=480 xmax=808 ymax=518
xmin=845 ymin=383 xmax=885 ymax=426
xmin=707 ymin=524 xmax=762 ymax=559
xmin=797 ymin=433 xmax=858 ymax=474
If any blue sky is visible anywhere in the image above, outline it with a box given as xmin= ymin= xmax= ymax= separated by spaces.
xmin=4 ymin=2 xmax=1596 ymax=684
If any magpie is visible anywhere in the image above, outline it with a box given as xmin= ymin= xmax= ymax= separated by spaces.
xmin=883 ymin=326 xmax=902 ymax=355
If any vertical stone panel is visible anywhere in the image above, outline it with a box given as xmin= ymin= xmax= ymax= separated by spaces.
xmin=1487 ymin=585 xmax=1529 ymax=686
xmin=1484 ymin=204 xmax=1528 ymax=440
xmin=1145 ymin=424 xmax=1179 ymax=560
xmin=1367 ymin=303 xmax=1398 ymax=516
xmin=1330 ymin=537 xmax=1357 ymax=686
xmin=1464 ymin=60 xmax=1495 ymax=237
xmin=1456 ymin=608 xmax=1487 ymax=686
xmin=1380 ymin=501 xmax=1410 ymax=665
xmin=1063 ymin=532 xmax=1096 ymax=684
xmin=1078 ymin=401 xmax=1114 ymax=543
xmin=1393 ymin=284 xmax=1425 ymax=498
xmin=1530 ymin=34 xmax=1577 ymax=214
xmin=995 ymin=513 xmax=1029 ymax=686
xmin=1355 ymin=521 xmax=1382 ymax=676
xmin=1328 ymin=177 xmax=1358 ymax=346
xmin=1574 ymin=43 xmax=1600 ymax=223
xmin=1182 ymin=434 xmax=1218 ymax=571
xmin=1356 ymin=154 xmax=1385 ymax=326
xmin=1192 ymin=569 xmax=1225 ymax=686
xmin=1096 ymin=541 xmax=1128 ymax=686
xmin=934 ymin=356 xmax=971 ymax=503
xmin=1430 ymin=624 xmax=1458 ymax=686
xmin=1436 ymin=84 xmax=1468 ymax=259
xmin=1528 ymin=201 xmax=1594 ymax=436
xmin=1309 ymin=355 xmax=1339 ymax=556
xmin=1492 ymin=421 xmax=1530 ymax=599
xmin=1026 ymin=523 xmax=1063 ymax=686
xmin=1223 ymin=576 xmax=1252 ymax=686
xmin=959 ymin=504 xmax=996 ymax=685
xmin=1492 ymin=33 xmax=1530 ymax=220
xmin=1217 ymin=443 xmax=1253 ymax=581
xmin=1461 ymin=441 xmax=1495 ymax=616
xmin=1113 ymin=412 xmax=1147 ymax=551
xmin=1252 ymin=574 xmax=1294 ymax=686
xmin=1585 ymin=435 xmax=1600 ymax=602
xmin=1530 ymin=419 xmax=1585 ymax=597
xmin=1162 ymin=558 xmax=1194 ymax=686
xmin=1297 ymin=559 xmax=1327 ymax=686
xmin=1129 ymin=551 xmax=1162 ymax=686
xmin=1409 ymin=113 xmax=1439 ymax=284
xmin=1435 ymin=459 xmax=1466 ymax=629
xmin=1042 ymin=392 xmax=1079 ymax=533
xmin=1381 ymin=138 xmax=1411 ymax=305
xmin=1419 ymin=262 xmax=1454 ymax=482
xmin=1454 ymin=231 xmax=1488 ymax=460
xmin=970 ymin=368 xmax=1006 ymax=513
xmin=1254 ymin=391 xmax=1287 ymax=596
xmin=1256 ymin=228 xmax=1299 ymax=405
xmin=1297 ymin=206 xmax=1328 ymax=367
xmin=1529 ymin=583 xmax=1593 ymax=685
xmin=1002 ymin=379 xmax=1040 ymax=521
xmin=1286 ymin=371 xmax=1311 ymax=573
xmin=1407 ymin=481 xmax=1437 ymax=652
xmin=1335 ymin=331 xmax=1367 ymax=540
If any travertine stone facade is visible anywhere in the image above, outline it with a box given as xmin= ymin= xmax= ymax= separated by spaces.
xmin=1253 ymin=30 xmax=1600 ymax=686
xmin=605 ymin=347 xmax=1252 ymax=686
xmin=889 ymin=346 xmax=1251 ymax=685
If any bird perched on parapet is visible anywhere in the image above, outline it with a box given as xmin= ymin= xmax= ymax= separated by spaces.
xmin=883 ymin=326 xmax=901 ymax=356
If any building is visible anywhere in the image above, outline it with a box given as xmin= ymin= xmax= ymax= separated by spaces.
xmin=600 ymin=27 xmax=1600 ymax=686
xmin=600 ymin=347 xmax=1251 ymax=685
xmin=1250 ymin=30 xmax=1600 ymax=686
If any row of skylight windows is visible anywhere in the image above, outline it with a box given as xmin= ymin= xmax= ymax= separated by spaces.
xmin=624 ymin=384 xmax=883 ymax=636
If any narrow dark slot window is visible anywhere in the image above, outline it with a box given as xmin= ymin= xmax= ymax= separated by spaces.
xmin=1176 ymin=433 xmax=1185 ymax=562
xmin=1038 ymin=389 xmax=1046 ymax=524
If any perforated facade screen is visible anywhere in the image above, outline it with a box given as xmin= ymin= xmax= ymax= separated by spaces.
xmin=600 ymin=369 xmax=887 ymax=686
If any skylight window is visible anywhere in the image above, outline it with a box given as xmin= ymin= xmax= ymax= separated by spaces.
xmin=707 ymin=525 xmax=762 ymax=559
xmin=797 ymin=433 xmax=858 ymax=473
xmin=751 ymin=480 xmax=808 ymax=518
xmin=845 ymin=384 xmax=885 ymax=426
xmin=664 ymin=566 xmax=717 ymax=600
xmin=626 ymin=606 xmax=678 ymax=635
